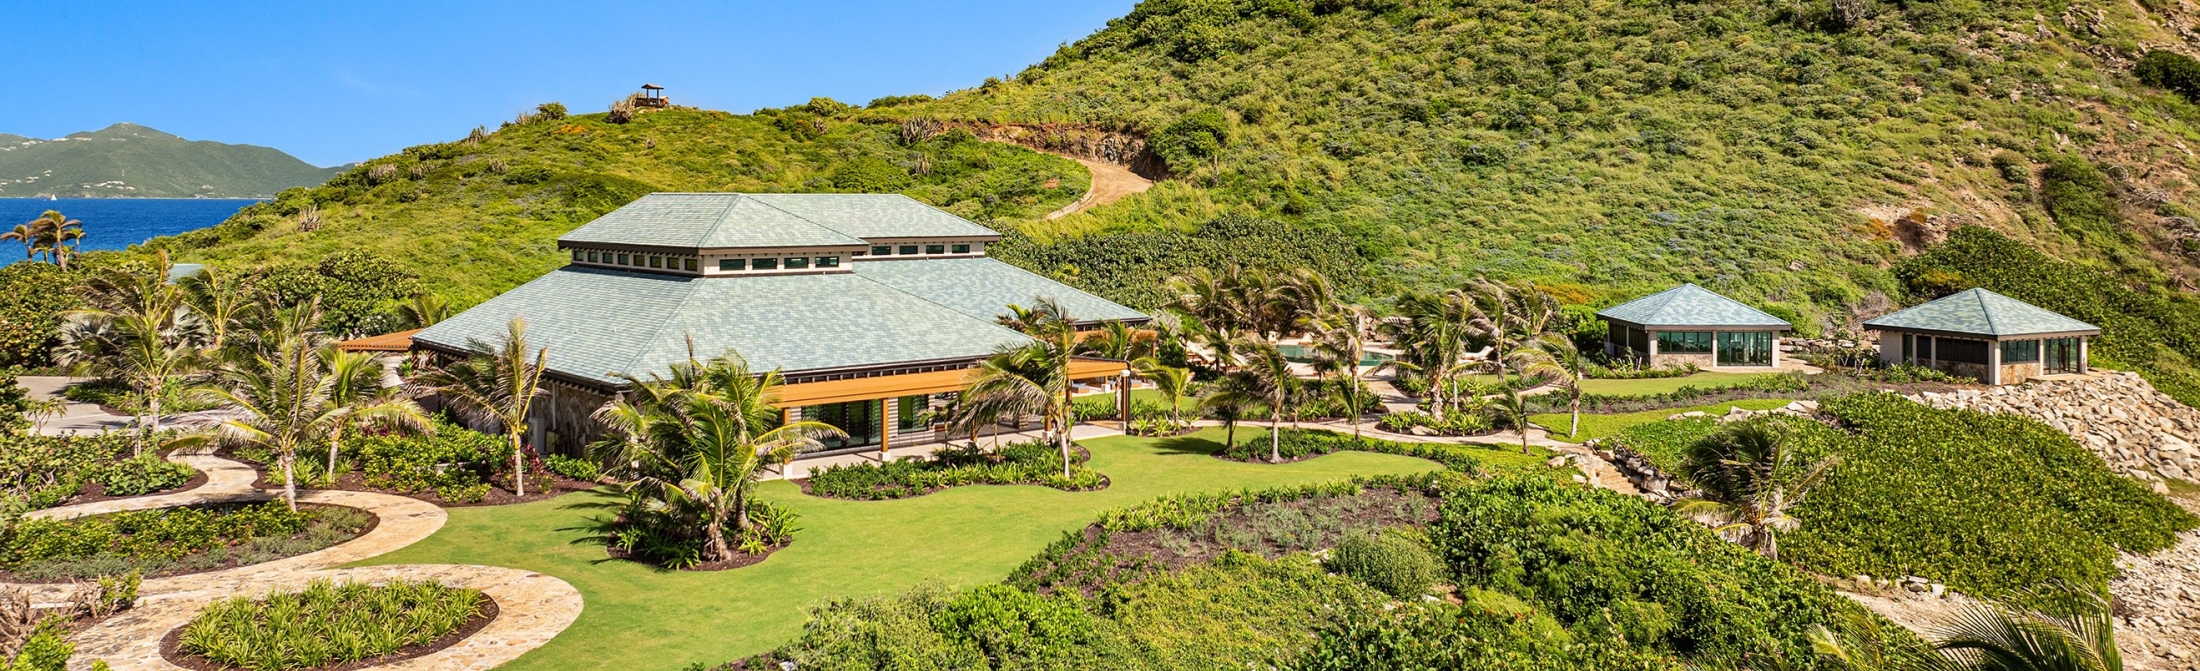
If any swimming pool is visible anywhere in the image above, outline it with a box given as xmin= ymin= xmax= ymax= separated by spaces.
xmin=1276 ymin=344 xmax=1394 ymax=367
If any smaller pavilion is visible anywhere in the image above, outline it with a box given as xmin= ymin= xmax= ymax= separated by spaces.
xmin=1863 ymin=288 xmax=2098 ymax=385
xmin=1597 ymin=284 xmax=1791 ymax=370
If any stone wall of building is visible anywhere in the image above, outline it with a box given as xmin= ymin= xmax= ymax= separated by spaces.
xmin=1908 ymin=372 xmax=2200 ymax=488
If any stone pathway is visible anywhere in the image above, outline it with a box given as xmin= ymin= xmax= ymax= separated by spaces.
xmin=3 ymin=453 xmax=583 ymax=671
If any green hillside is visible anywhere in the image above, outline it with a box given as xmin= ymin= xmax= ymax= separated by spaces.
xmin=149 ymin=0 xmax=2200 ymax=329
xmin=0 ymin=123 xmax=340 ymax=198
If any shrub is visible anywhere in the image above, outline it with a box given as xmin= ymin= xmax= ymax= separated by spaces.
xmin=91 ymin=454 xmax=195 ymax=496
xmin=804 ymin=441 xmax=1103 ymax=500
xmin=1151 ymin=109 xmax=1231 ymax=174
xmin=178 ymin=578 xmax=485 ymax=671
xmin=2136 ymin=50 xmax=2200 ymax=103
xmin=1325 ymin=529 xmax=1442 ymax=599
xmin=351 ymin=420 xmax=501 ymax=495
xmin=0 ymin=501 xmax=369 ymax=580
xmin=535 ymin=102 xmax=568 ymax=121
xmin=0 ymin=431 xmax=140 ymax=513
xmin=545 ymin=454 xmax=599 ymax=482
xmin=0 ymin=263 xmax=78 ymax=369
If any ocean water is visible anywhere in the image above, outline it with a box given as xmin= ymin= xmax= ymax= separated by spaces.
xmin=0 ymin=198 xmax=258 ymax=267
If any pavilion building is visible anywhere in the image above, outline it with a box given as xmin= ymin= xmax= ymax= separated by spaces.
xmin=407 ymin=193 xmax=1148 ymax=457
xmin=1596 ymin=283 xmax=1791 ymax=369
xmin=1863 ymin=288 xmax=2097 ymax=385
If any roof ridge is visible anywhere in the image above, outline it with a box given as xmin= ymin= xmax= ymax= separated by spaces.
xmin=1972 ymin=288 xmax=2002 ymax=337
xmin=746 ymin=193 xmax=859 ymax=239
xmin=849 ymin=267 xmax=1037 ymax=344
xmin=961 ymin=257 xmax=1145 ymax=319
xmin=697 ymin=194 xmax=749 ymax=246
xmin=612 ymin=275 xmax=709 ymax=379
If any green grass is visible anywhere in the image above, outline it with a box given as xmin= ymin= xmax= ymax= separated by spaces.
xmin=354 ymin=427 xmax=1438 ymax=671
xmin=1073 ymin=387 xmax=1196 ymax=412
xmin=1529 ymin=399 xmax=1796 ymax=444
xmin=1576 ymin=371 xmax=1781 ymax=397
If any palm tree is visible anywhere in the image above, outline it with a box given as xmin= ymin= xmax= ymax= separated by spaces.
xmin=1077 ymin=320 xmax=1149 ymax=361
xmin=1927 ymin=587 xmax=2121 ymax=671
xmin=1238 ymin=339 xmax=1298 ymax=463
xmin=0 ymin=223 xmax=33 ymax=261
xmin=1388 ymin=290 xmax=1474 ymax=420
xmin=1308 ymin=307 xmax=1372 ymax=439
xmin=1266 ymin=268 xmax=1332 ymax=342
xmin=320 ymin=349 xmax=429 ymax=482
xmin=593 ymin=352 xmax=841 ymax=562
xmin=1674 ymin=421 xmax=1838 ymax=559
xmin=1133 ymin=357 xmax=1193 ymax=431
xmin=1198 ymin=371 xmax=1263 ymax=451
xmin=48 ymin=224 xmax=83 ymax=271
xmin=394 ymin=292 xmax=451 ymax=330
xmin=1490 ymin=387 xmax=1534 ymax=454
xmin=417 ymin=317 xmax=549 ymax=497
xmin=965 ymin=298 xmax=1081 ymax=478
xmin=1508 ymin=333 xmax=1587 ymax=439
xmin=180 ymin=267 xmax=255 ymax=353
xmin=197 ymin=334 xmax=339 ymax=510
xmin=23 ymin=211 xmax=82 ymax=268
xmin=58 ymin=251 xmax=201 ymax=454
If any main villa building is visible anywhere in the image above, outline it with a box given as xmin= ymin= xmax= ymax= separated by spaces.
xmin=409 ymin=193 xmax=1148 ymax=457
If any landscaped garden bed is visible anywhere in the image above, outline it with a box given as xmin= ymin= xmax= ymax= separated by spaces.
xmin=798 ymin=440 xmax=1108 ymax=500
xmin=1214 ymin=428 xmax=1486 ymax=472
xmin=163 ymin=578 xmax=493 ymax=671
xmin=232 ymin=419 xmax=589 ymax=507
xmin=0 ymin=501 xmax=374 ymax=582
xmin=0 ymin=432 xmax=201 ymax=511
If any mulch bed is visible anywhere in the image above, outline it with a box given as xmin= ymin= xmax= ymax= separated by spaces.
xmin=158 ymin=595 xmax=499 ymax=671
xmin=0 ymin=503 xmax=381 ymax=584
xmin=64 ymin=469 xmax=209 ymax=506
xmin=602 ymin=542 xmax=788 ymax=572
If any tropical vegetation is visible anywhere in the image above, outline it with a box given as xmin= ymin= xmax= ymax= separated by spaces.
xmin=177 ymin=578 xmax=486 ymax=671
xmin=804 ymin=440 xmax=1105 ymax=500
xmin=0 ymin=501 xmax=370 ymax=581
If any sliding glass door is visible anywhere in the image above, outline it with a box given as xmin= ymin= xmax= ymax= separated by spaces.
xmin=804 ymin=400 xmax=881 ymax=449
xmin=2043 ymin=338 xmax=2083 ymax=374
xmin=1716 ymin=331 xmax=1775 ymax=366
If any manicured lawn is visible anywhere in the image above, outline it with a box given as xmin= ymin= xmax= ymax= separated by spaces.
xmin=1577 ymin=371 xmax=1779 ymax=396
xmin=1073 ymin=387 xmax=1194 ymax=412
xmin=1529 ymin=399 xmax=1797 ymax=443
xmin=353 ymin=427 xmax=1438 ymax=671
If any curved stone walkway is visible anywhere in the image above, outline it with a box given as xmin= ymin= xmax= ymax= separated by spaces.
xmin=3 ymin=454 xmax=583 ymax=671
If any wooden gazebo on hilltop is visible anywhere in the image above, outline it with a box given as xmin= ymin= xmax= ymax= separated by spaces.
xmin=636 ymin=84 xmax=668 ymax=109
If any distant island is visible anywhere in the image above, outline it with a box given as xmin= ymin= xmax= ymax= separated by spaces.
xmin=0 ymin=123 xmax=343 ymax=199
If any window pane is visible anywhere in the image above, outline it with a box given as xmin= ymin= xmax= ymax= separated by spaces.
xmin=899 ymin=245 xmax=919 ymax=255
xmin=586 ymin=251 xmax=599 ymax=262
xmin=649 ymin=256 xmax=663 ymax=268
xmin=872 ymin=245 xmax=892 ymax=256
xmin=817 ymin=256 xmax=840 ymax=268
xmin=1716 ymin=332 xmax=1773 ymax=366
xmin=785 ymin=257 xmax=810 ymax=269
xmin=952 ymin=244 xmax=971 ymax=254
xmin=1656 ymin=331 xmax=1712 ymax=353
xmin=753 ymin=258 xmax=778 ymax=270
xmin=1937 ymin=338 xmax=1989 ymax=365
xmin=684 ymin=258 xmax=697 ymax=271
xmin=719 ymin=259 xmax=745 ymax=271
xmin=925 ymin=244 xmax=945 ymax=255
xmin=571 ymin=250 xmax=583 ymax=262
xmin=617 ymin=253 xmax=630 ymax=265
xmin=2000 ymin=340 xmax=2039 ymax=363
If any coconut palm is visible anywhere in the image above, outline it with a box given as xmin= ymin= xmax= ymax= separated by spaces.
xmin=394 ymin=292 xmax=451 ymax=330
xmin=1077 ymin=320 xmax=1149 ymax=361
xmin=58 ymin=251 xmax=201 ymax=455
xmin=1388 ymin=289 xmax=1475 ymax=420
xmin=0 ymin=223 xmax=33 ymax=261
xmin=1238 ymin=339 xmax=1299 ymax=463
xmin=1674 ymin=421 xmax=1838 ymax=559
xmin=1926 ymin=587 xmax=2121 ymax=671
xmin=416 ymin=317 xmax=549 ymax=497
xmin=1508 ymin=333 xmax=1588 ymax=439
xmin=179 ymin=267 xmax=255 ymax=353
xmin=47 ymin=224 xmax=83 ymax=271
xmin=1198 ymin=371 xmax=1263 ymax=451
xmin=1308 ymin=306 xmax=1373 ymax=439
xmin=196 ymin=334 xmax=337 ymax=510
xmin=1166 ymin=265 xmax=1266 ymax=340
xmin=965 ymin=298 xmax=1082 ymax=477
xmin=22 ymin=211 xmax=82 ymax=268
xmin=1266 ymin=268 xmax=1332 ymax=341
xmin=592 ymin=352 xmax=840 ymax=562
xmin=1133 ymin=357 xmax=1194 ymax=431
xmin=320 ymin=349 xmax=429 ymax=482
xmin=1489 ymin=386 xmax=1535 ymax=454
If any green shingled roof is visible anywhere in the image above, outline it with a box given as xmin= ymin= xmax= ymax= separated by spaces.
xmin=556 ymin=193 xmax=996 ymax=250
xmin=1597 ymin=284 xmax=1792 ymax=329
xmin=853 ymin=258 xmax=1148 ymax=324
xmin=413 ymin=266 xmax=1036 ymax=385
xmin=1862 ymin=288 xmax=2100 ymax=338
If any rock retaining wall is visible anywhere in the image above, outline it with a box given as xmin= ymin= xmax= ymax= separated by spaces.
xmin=1907 ymin=372 xmax=2200 ymax=489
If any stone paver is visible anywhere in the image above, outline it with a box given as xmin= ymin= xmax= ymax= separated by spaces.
xmin=2 ymin=453 xmax=582 ymax=671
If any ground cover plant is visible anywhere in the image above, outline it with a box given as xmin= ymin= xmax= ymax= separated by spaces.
xmin=1217 ymin=427 xmax=1489 ymax=471
xmin=1529 ymin=398 xmax=1794 ymax=443
xmin=175 ymin=578 xmax=488 ymax=671
xmin=802 ymin=440 xmax=1106 ymax=500
xmin=357 ymin=427 xmax=1439 ymax=670
xmin=0 ymin=432 xmax=196 ymax=513
xmin=1 ymin=501 xmax=371 ymax=581
xmin=1606 ymin=393 xmax=2198 ymax=597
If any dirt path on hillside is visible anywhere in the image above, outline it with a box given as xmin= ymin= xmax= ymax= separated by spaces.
xmin=1044 ymin=157 xmax=1153 ymax=219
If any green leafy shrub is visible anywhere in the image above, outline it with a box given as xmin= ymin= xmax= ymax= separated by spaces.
xmin=178 ymin=578 xmax=485 ymax=671
xmin=0 ymin=431 xmax=142 ymax=513
xmin=1438 ymin=475 xmax=1885 ymax=668
xmin=1220 ymin=428 xmax=1483 ymax=472
xmin=2137 ymin=50 xmax=2200 ymax=102
xmin=0 ymin=263 xmax=79 ymax=370
xmin=535 ymin=102 xmax=568 ymax=120
xmin=2 ymin=501 xmax=371 ymax=580
xmin=1151 ymin=109 xmax=1231 ymax=173
xmin=1370 ymin=409 xmax=1494 ymax=436
xmin=351 ymin=419 xmax=502 ymax=495
xmin=544 ymin=454 xmax=599 ymax=481
xmin=804 ymin=440 xmax=1104 ymax=500
xmin=1297 ymin=593 xmax=1676 ymax=670
xmin=1325 ymin=529 xmax=1442 ymax=599
xmin=4 ymin=620 xmax=79 ymax=671
xmin=1607 ymin=393 xmax=2197 ymax=597
xmin=91 ymin=454 xmax=195 ymax=496
xmin=578 ymin=493 xmax=798 ymax=570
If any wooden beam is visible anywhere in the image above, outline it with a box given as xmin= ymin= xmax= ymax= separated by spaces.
xmin=880 ymin=399 xmax=892 ymax=458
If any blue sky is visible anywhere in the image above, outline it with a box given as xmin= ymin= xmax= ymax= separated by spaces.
xmin=0 ymin=1 xmax=1137 ymax=167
